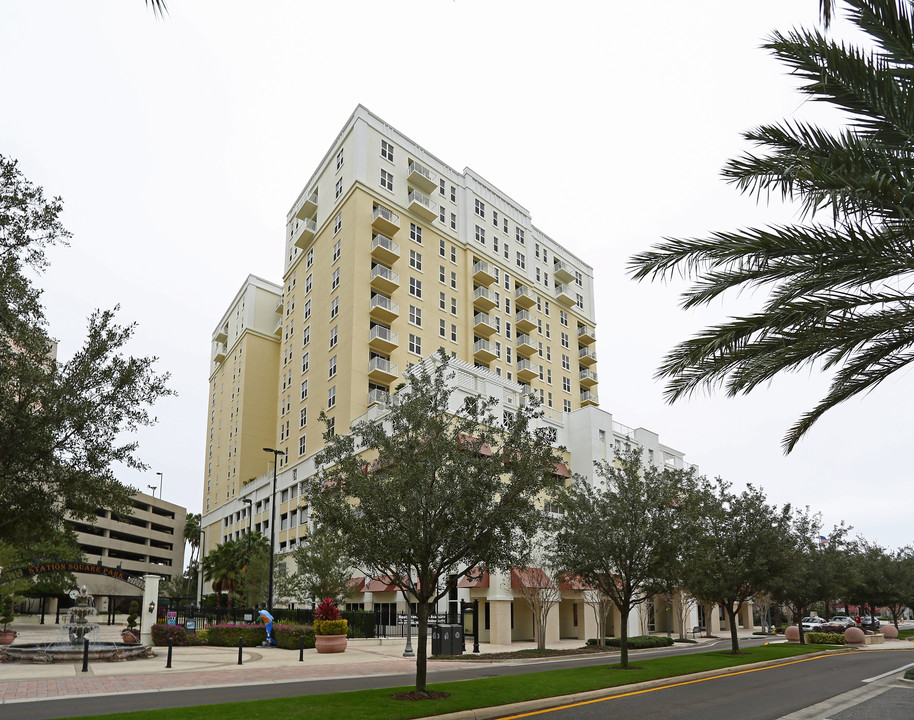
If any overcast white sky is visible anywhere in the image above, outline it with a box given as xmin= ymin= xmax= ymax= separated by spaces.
xmin=2 ymin=1 xmax=910 ymax=552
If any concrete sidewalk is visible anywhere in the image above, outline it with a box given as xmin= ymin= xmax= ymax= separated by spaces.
xmin=1 ymin=616 xmax=906 ymax=707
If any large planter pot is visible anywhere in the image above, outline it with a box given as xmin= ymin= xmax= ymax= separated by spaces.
xmin=0 ymin=630 xmax=16 ymax=646
xmin=121 ymin=629 xmax=141 ymax=645
xmin=314 ymin=634 xmax=347 ymax=654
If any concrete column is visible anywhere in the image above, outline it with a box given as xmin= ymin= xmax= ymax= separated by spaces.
xmin=488 ymin=599 xmax=512 ymax=646
xmin=545 ymin=604 xmax=560 ymax=644
xmin=578 ymin=601 xmax=598 ymax=641
xmin=739 ymin=603 xmax=754 ymax=630
xmin=706 ymin=603 xmax=721 ymax=635
xmin=140 ymin=574 xmax=160 ymax=646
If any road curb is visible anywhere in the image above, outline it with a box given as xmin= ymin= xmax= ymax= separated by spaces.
xmin=421 ymin=652 xmax=837 ymax=720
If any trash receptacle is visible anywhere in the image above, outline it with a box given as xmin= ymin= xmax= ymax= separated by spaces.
xmin=431 ymin=624 xmax=443 ymax=656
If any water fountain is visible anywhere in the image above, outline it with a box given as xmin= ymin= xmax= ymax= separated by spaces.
xmin=1 ymin=586 xmax=152 ymax=663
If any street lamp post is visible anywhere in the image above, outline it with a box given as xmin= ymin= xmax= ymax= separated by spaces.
xmin=242 ymin=498 xmax=253 ymax=557
xmin=262 ymin=448 xmax=285 ymax=613
xmin=197 ymin=528 xmax=206 ymax=606
xmin=156 ymin=472 xmax=163 ymax=500
xmin=147 ymin=484 xmax=157 ymax=498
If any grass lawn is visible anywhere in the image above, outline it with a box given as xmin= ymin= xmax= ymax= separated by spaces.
xmin=69 ymin=644 xmax=832 ymax=720
xmin=898 ymin=628 xmax=914 ymax=641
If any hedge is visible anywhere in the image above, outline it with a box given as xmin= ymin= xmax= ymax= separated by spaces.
xmin=804 ymin=632 xmax=845 ymax=645
xmin=274 ymin=625 xmax=315 ymax=650
xmin=205 ymin=623 xmax=267 ymax=647
xmin=151 ymin=624 xmax=206 ymax=646
xmin=586 ymin=635 xmax=674 ymax=649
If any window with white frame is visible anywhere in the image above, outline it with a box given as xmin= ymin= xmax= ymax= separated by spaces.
xmin=410 ymin=223 xmax=422 ymax=244
xmin=564 ymin=399 xmax=572 ymax=412
xmin=492 ymin=210 xmax=498 ymax=227
xmin=381 ymin=139 xmax=394 ymax=161
xmin=450 ymin=244 xmax=456 ymax=263
xmin=409 ymin=277 xmax=422 ymax=298
xmin=450 ymin=324 xmax=457 ymax=342
xmin=305 ymin=273 xmax=313 ymax=294
xmin=439 ymin=318 xmax=446 ymax=338
xmin=439 ymin=265 xmax=446 ymax=284
xmin=336 ymin=148 xmax=344 ymax=170
xmin=302 ymin=325 xmax=310 ymax=347
xmin=380 ymin=168 xmax=393 ymax=191
xmin=300 ymin=379 xmax=308 ymax=400
xmin=561 ymin=331 xmax=569 ymax=349
xmin=301 ymin=351 xmax=309 ymax=373
xmin=450 ymin=297 xmax=457 ymax=315
xmin=563 ymin=377 xmax=571 ymax=392
xmin=334 ymin=215 xmax=342 ymax=235
xmin=409 ymin=305 xmax=422 ymax=327
xmin=332 ymin=239 xmax=341 ymax=261
xmin=516 ymin=251 xmax=525 ymax=269
xmin=575 ymin=270 xmax=583 ymax=286
xmin=450 ymin=270 xmax=457 ymax=289
xmin=560 ymin=310 xmax=568 ymax=327
xmin=439 ymin=178 xmax=446 ymax=196
xmin=329 ymin=326 xmax=338 ymax=348
xmin=299 ymin=434 xmax=306 ymax=455
xmin=331 ymin=267 xmax=340 ymax=290
xmin=475 ymin=225 xmax=485 ymax=244
xmin=439 ymin=291 xmax=446 ymax=310
xmin=576 ymin=293 xmax=584 ymax=308
xmin=475 ymin=198 xmax=485 ymax=218
xmin=562 ymin=354 xmax=570 ymax=370
xmin=450 ymin=212 xmax=456 ymax=230
xmin=306 ymin=248 xmax=314 ymax=268
xmin=439 ymin=239 xmax=446 ymax=257
xmin=409 ymin=249 xmax=422 ymax=271
xmin=516 ymin=227 xmax=525 ymax=244
xmin=408 ymin=333 xmax=422 ymax=355
xmin=335 ymin=177 xmax=342 ymax=199
xmin=328 ymin=386 xmax=336 ymax=408
xmin=330 ymin=297 xmax=339 ymax=319
xmin=328 ymin=355 xmax=337 ymax=378
xmin=303 ymin=298 xmax=311 ymax=320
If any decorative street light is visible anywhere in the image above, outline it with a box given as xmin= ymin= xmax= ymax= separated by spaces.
xmin=156 ymin=472 xmax=163 ymax=500
xmin=197 ymin=528 xmax=206 ymax=606
xmin=147 ymin=484 xmax=157 ymax=498
xmin=262 ymin=448 xmax=285 ymax=613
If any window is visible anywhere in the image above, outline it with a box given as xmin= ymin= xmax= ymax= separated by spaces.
xmin=299 ymin=407 xmax=307 ymax=428
xmin=301 ymin=352 xmax=309 ymax=373
xmin=333 ymin=240 xmax=341 ymax=262
xmin=439 ymin=291 xmax=446 ymax=310
xmin=439 ymin=318 xmax=446 ymax=338
xmin=495 ymin=341 xmax=502 ymax=358
xmin=474 ymin=198 xmax=485 ymax=218
xmin=409 ymin=305 xmax=422 ymax=327
xmin=547 ymin=368 xmax=552 ymax=384
xmin=329 ymin=326 xmax=338 ymax=348
xmin=439 ymin=178 xmax=446 ymax=196
xmin=506 ymin=346 xmax=512 ymax=363
xmin=544 ymin=272 xmax=549 ymax=288
xmin=450 ymin=212 xmax=457 ymax=230
xmin=505 ymin=297 xmax=511 ymax=314
xmin=333 ymin=215 xmax=342 ymax=235
xmin=439 ymin=239 xmax=446 ymax=257
xmin=475 ymin=225 xmax=485 ymax=244
xmin=505 ymin=320 xmax=512 ymax=339
xmin=306 ymin=248 xmax=314 ymax=268
xmin=331 ymin=267 xmax=340 ymax=290
xmin=451 ymin=297 xmax=457 ymax=315
xmin=561 ymin=332 xmax=570 ymax=349
xmin=450 ymin=244 xmax=457 ymax=263
xmin=538 ymin=341 xmax=543 ymax=357
xmin=548 ymin=392 xmax=553 ymax=408
xmin=560 ymin=310 xmax=568 ymax=327
xmin=493 ymin=236 xmax=499 ymax=252
xmin=328 ymin=386 xmax=336 ymax=408
xmin=492 ymin=210 xmax=499 ymax=228
xmin=409 ymin=277 xmax=422 ymax=298
xmin=330 ymin=297 xmax=339 ymax=319
xmin=576 ymin=293 xmax=584 ymax=308
xmin=516 ymin=251 xmax=525 ymax=269
xmin=299 ymin=434 xmax=306 ymax=456
xmin=336 ymin=148 xmax=344 ymax=170
xmin=450 ymin=270 xmax=457 ymax=289
xmin=335 ymin=177 xmax=342 ymax=199
xmin=439 ymin=205 xmax=446 ymax=224
xmin=516 ymin=227 xmax=525 ymax=244
xmin=300 ymin=379 xmax=308 ymax=400
xmin=535 ymin=244 xmax=541 ymax=260
xmin=563 ymin=377 xmax=571 ymax=392
xmin=503 ymin=217 xmax=508 ymax=233
xmin=439 ymin=265 xmax=446 ymax=283
xmin=303 ymin=298 xmax=311 ymax=320
xmin=545 ymin=323 xmax=551 ymax=339
xmin=302 ymin=325 xmax=310 ymax=346
xmin=381 ymin=139 xmax=394 ymax=161
xmin=450 ymin=185 xmax=456 ymax=202
xmin=564 ymin=399 xmax=572 ymax=413
xmin=450 ymin=324 xmax=457 ymax=342
xmin=328 ymin=356 xmax=337 ymax=378
xmin=408 ymin=333 xmax=422 ymax=355
xmin=562 ymin=354 xmax=570 ymax=370
xmin=575 ymin=270 xmax=583 ymax=286
xmin=409 ymin=249 xmax=422 ymax=271
xmin=380 ymin=168 xmax=393 ymax=191
xmin=410 ymin=222 xmax=422 ymax=244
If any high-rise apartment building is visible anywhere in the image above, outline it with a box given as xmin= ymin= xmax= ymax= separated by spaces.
xmin=200 ymin=106 xmax=708 ymax=642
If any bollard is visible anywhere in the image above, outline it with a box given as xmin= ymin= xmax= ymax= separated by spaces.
xmin=81 ymin=638 xmax=89 ymax=673
xmin=299 ymin=633 xmax=304 ymax=662
xmin=238 ymin=637 xmax=243 ymax=665
xmin=166 ymin=638 xmax=173 ymax=668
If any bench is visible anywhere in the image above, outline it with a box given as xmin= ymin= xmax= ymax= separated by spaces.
xmin=689 ymin=626 xmax=705 ymax=638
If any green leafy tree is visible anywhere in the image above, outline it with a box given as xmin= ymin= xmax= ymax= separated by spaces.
xmin=685 ymin=478 xmax=793 ymax=654
xmin=551 ymin=445 xmax=699 ymax=668
xmin=0 ymin=156 xmax=172 ymax=553
xmin=203 ymin=539 xmax=244 ymax=608
xmin=238 ymin=532 xmax=271 ymax=608
xmin=629 ymin=0 xmax=914 ymax=452
xmin=307 ymin=353 xmax=564 ymax=695
xmin=287 ymin=527 xmax=356 ymax=606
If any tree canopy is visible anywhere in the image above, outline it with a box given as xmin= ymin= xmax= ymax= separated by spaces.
xmin=629 ymin=0 xmax=914 ymax=452
xmin=0 ymin=155 xmax=172 ymax=552
xmin=307 ymin=353 xmax=565 ymax=694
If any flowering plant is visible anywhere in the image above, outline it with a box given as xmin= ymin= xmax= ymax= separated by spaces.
xmin=314 ymin=597 xmax=347 ymax=635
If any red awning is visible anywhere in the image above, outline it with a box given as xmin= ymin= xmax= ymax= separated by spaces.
xmin=363 ymin=575 xmax=400 ymax=592
xmin=458 ymin=568 xmax=490 ymax=588
xmin=348 ymin=577 xmax=366 ymax=593
xmin=458 ymin=433 xmax=493 ymax=457
xmin=510 ymin=567 xmax=554 ymax=589
xmin=552 ymin=462 xmax=571 ymax=478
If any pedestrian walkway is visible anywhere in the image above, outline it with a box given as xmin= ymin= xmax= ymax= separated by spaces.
xmin=1 ymin=616 xmax=908 ymax=707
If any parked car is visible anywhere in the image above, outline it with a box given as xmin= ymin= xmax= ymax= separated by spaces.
xmin=860 ymin=616 xmax=881 ymax=631
xmin=819 ymin=616 xmax=856 ymax=633
xmin=800 ymin=616 xmax=827 ymax=631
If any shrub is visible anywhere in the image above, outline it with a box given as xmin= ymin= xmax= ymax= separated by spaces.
xmin=673 ymin=637 xmax=697 ymax=643
xmin=125 ymin=601 xmax=139 ymax=631
xmin=205 ymin=623 xmax=266 ymax=647
xmin=314 ymin=619 xmax=348 ymax=636
xmin=315 ymin=598 xmax=341 ymax=621
xmin=805 ymin=632 xmax=845 ymax=645
xmin=586 ymin=635 xmax=674 ymax=649
xmin=151 ymin=623 xmax=206 ymax=647
xmin=274 ymin=624 xmax=315 ymax=650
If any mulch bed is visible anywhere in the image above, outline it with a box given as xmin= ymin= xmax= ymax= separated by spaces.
xmin=389 ymin=691 xmax=451 ymax=701
xmin=432 ymin=646 xmax=613 ymax=661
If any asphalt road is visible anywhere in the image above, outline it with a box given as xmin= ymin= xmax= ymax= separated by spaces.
xmin=504 ymin=650 xmax=914 ymax=720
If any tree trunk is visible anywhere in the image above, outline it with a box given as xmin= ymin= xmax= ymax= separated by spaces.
xmin=414 ymin=596 xmax=429 ymax=694
xmin=619 ymin=607 xmax=630 ymax=668
xmin=724 ymin=604 xmax=740 ymax=654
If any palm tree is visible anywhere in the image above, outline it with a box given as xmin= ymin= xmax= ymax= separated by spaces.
xmin=145 ymin=0 xmax=167 ymax=17
xmin=183 ymin=513 xmax=201 ymax=567
xmin=202 ymin=539 xmax=244 ymax=607
xmin=630 ymin=0 xmax=914 ymax=452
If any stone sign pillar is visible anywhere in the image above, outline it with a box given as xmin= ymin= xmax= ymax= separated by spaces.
xmin=141 ymin=574 xmax=161 ymax=646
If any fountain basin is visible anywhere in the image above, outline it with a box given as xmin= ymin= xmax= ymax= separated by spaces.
xmin=2 ymin=642 xmax=153 ymax=663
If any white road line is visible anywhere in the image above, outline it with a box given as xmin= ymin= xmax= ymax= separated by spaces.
xmin=862 ymin=662 xmax=914 ymax=683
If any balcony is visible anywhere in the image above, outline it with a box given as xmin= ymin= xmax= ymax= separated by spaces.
xmin=371 ymin=233 xmax=400 ymax=264
xmin=293 ymin=217 xmax=317 ymax=250
xmin=367 ymin=388 xmax=389 ymax=407
xmin=580 ymin=389 xmax=599 ymax=406
xmin=369 ymin=325 xmax=398 ymax=353
xmin=372 ymin=205 xmax=400 ymax=235
xmin=370 ymin=264 xmax=400 ymax=294
xmin=515 ymin=285 xmax=536 ymax=309
xmin=517 ymin=358 xmax=538 ymax=382
xmin=555 ymin=283 xmax=576 ymax=306
xmin=369 ymin=294 xmax=399 ymax=323
xmin=515 ymin=309 xmax=537 ymax=333
xmin=473 ymin=260 xmax=497 ymax=286
xmin=473 ymin=286 xmax=497 ymax=311
xmin=516 ymin=333 xmax=537 ymax=357
xmin=407 ymin=189 xmax=437 ymax=222
xmin=294 ymin=190 xmax=318 ymax=221
xmin=368 ymin=357 xmax=399 ymax=384
xmin=473 ymin=312 xmax=496 ymax=337
xmin=473 ymin=338 xmax=497 ymax=363
xmin=577 ymin=324 xmax=596 ymax=345
xmin=214 ymin=327 xmax=228 ymax=344
xmin=553 ymin=259 xmax=575 ymax=284
xmin=407 ymin=160 xmax=438 ymax=194
xmin=579 ymin=368 xmax=598 ymax=387
xmin=274 ymin=296 xmax=284 ymax=313
xmin=273 ymin=317 xmax=283 ymax=336
xmin=579 ymin=346 xmax=597 ymax=366
xmin=213 ymin=343 xmax=226 ymax=363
